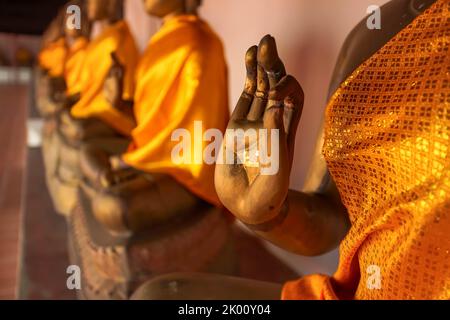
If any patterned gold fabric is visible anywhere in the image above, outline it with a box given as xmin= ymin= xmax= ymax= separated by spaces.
xmin=283 ymin=0 xmax=450 ymax=299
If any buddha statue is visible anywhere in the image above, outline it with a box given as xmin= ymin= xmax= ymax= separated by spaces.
xmin=38 ymin=1 xmax=92 ymax=214
xmin=132 ymin=0 xmax=450 ymax=300
xmin=35 ymin=8 xmax=66 ymax=119
xmin=46 ymin=0 xmax=139 ymax=216
xmin=78 ymin=0 xmax=230 ymax=232
xmin=37 ymin=6 xmax=70 ymax=201
xmin=67 ymin=0 xmax=238 ymax=300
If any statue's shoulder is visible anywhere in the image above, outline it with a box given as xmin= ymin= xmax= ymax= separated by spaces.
xmin=329 ymin=0 xmax=428 ymax=96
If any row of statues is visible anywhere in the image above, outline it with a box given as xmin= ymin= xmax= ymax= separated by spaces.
xmin=36 ymin=0 xmax=449 ymax=300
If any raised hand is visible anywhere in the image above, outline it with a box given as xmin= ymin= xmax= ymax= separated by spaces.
xmin=104 ymin=51 xmax=125 ymax=108
xmin=215 ymin=35 xmax=304 ymax=225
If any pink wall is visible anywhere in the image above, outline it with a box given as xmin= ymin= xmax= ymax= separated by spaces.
xmin=125 ymin=0 xmax=160 ymax=52
xmin=200 ymin=0 xmax=390 ymax=190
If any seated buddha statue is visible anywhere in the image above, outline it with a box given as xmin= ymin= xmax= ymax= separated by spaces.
xmin=132 ymin=0 xmax=450 ymax=300
xmin=38 ymin=1 xmax=92 ymax=214
xmin=48 ymin=0 xmax=139 ymax=215
xmin=36 ymin=9 xmax=67 ymax=118
xmin=67 ymin=0 xmax=239 ymax=299
xmin=79 ymin=0 xmax=229 ymax=233
xmin=36 ymin=1 xmax=88 ymax=109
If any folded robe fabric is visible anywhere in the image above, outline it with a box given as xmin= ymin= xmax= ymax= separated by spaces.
xmin=122 ymin=15 xmax=230 ymax=207
xmin=70 ymin=21 xmax=139 ymax=136
xmin=64 ymin=36 xmax=88 ymax=96
xmin=38 ymin=37 xmax=67 ymax=77
xmin=283 ymin=0 xmax=450 ymax=300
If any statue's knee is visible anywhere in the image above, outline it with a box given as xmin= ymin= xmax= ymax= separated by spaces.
xmin=131 ymin=273 xmax=197 ymax=300
xmin=130 ymin=273 xmax=282 ymax=300
xmin=92 ymin=192 xmax=130 ymax=234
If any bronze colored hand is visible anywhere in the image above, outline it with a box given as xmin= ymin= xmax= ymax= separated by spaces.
xmin=104 ymin=51 xmax=124 ymax=108
xmin=215 ymin=35 xmax=304 ymax=225
xmin=98 ymin=167 xmax=141 ymax=189
xmin=79 ymin=141 xmax=135 ymax=189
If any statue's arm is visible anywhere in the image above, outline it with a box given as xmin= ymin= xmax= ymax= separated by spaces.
xmin=241 ymin=123 xmax=350 ymax=257
xmin=219 ymin=36 xmax=352 ymax=257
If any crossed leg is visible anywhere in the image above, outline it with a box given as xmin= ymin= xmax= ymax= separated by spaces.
xmin=79 ymin=139 xmax=202 ymax=234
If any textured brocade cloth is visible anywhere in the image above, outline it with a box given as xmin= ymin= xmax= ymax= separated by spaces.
xmin=70 ymin=21 xmax=139 ymax=136
xmin=283 ymin=0 xmax=450 ymax=300
xmin=38 ymin=37 xmax=67 ymax=77
xmin=122 ymin=15 xmax=229 ymax=207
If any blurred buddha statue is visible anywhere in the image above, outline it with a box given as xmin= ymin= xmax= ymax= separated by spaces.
xmin=37 ymin=1 xmax=92 ymax=215
xmin=132 ymin=0 xmax=450 ymax=300
xmin=47 ymin=0 xmax=139 ymax=216
xmin=37 ymin=10 xmax=66 ymax=78
xmin=37 ymin=5 xmax=70 ymax=196
xmin=67 ymin=0 xmax=239 ymax=300
xmin=36 ymin=7 xmax=66 ymax=118
xmin=80 ymin=0 xmax=229 ymax=233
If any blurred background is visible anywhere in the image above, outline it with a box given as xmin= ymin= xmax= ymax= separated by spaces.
xmin=0 ymin=0 xmax=387 ymax=299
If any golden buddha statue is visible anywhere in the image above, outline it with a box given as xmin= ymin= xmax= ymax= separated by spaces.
xmin=46 ymin=0 xmax=139 ymax=216
xmin=37 ymin=1 xmax=92 ymax=215
xmin=79 ymin=0 xmax=230 ymax=232
xmin=132 ymin=0 xmax=450 ymax=300
xmin=36 ymin=8 xmax=67 ymax=118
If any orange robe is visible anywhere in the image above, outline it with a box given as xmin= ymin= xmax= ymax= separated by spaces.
xmin=71 ymin=21 xmax=139 ymax=136
xmin=64 ymin=37 xmax=88 ymax=96
xmin=38 ymin=37 xmax=67 ymax=77
xmin=283 ymin=0 xmax=450 ymax=300
xmin=122 ymin=15 xmax=229 ymax=207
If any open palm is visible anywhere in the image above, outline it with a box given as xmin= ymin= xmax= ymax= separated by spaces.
xmin=215 ymin=35 xmax=304 ymax=225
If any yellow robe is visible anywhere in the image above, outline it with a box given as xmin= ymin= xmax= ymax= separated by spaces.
xmin=38 ymin=37 xmax=67 ymax=77
xmin=283 ymin=0 xmax=450 ymax=300
xmin=71 ymin=21 xmax=139 ymax=136
xmin=64 ymin=37 xmax=88 ymax=96
xmin=122 ymin=15 xmax=229 ymax=207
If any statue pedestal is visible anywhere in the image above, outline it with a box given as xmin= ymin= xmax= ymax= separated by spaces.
xmin=68 ymin=190 xmax=236 ymax=300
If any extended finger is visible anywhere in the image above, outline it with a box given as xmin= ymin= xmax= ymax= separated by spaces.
xmin=231 ymin=46 xmax=258 ymax=121
xmin=247 ymin=64 xmax=269 ymax=121
xmin=258 ymin=35 xmax=287 ymax=130
xmin=257 ymin=35 xmax=286 ymax=89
